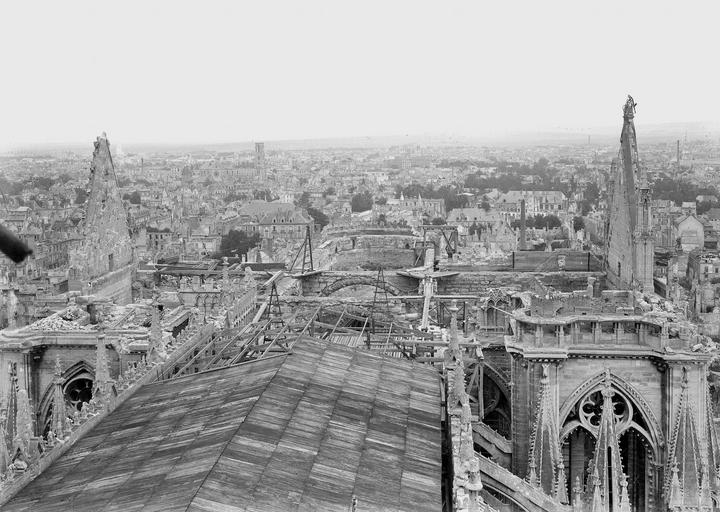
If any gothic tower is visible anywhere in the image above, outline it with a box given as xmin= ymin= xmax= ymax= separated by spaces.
xmin=68 ymin=133 xmax=134 ymax=303
xmin=606 ymin=95 xmax=654 ymax=291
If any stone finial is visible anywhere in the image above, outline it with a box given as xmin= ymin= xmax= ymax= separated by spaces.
xmin=527 ymin=460 xmax=538 ymax=487
xmin=53 ymin=354 xmax=62 ymax=378
xmin=46 ymin=430 xmax=56 ymax=448
xmin=243 ymin=266 xmax=256 ymax=292
xmin=555 ymin=460 xmax=568 ymax=504
xmin=126 ymin=361 xmax=136 ymax=381
xmin=618 ymin=473 xmax=631 ymax=512
xmin=444 ymin=300 xmax=463 ymax=371
xmin=572 ymin=476 xmax=584 ymax=511
xmin=587 ymin=276 xmax=596 ymax=297
xmin=699 ymin=471 xmax=712 ymax=508
xmin=590 ymin=474 xmax=603 ymax=512
xmin=51 ymin=354 xmax=66 ymax=440
xmin=79 ymin=402 xmax=88 ymax=421
xmin=148 ymin=300 xmax=167 ymax=364
xmin=668 ymin=460 xmax=683 ymax=509
xmin=93 ymin=333 xmax=111 ymax=402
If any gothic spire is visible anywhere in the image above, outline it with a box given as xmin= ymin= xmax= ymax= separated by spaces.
xmin=606 ymin=95 xmax=654 ymax=291
xmin=85 ymin=133 xmax=123 ymax=228
xmin=664 ymin=368 xmax=705 ymax=509
xmin=69 ymin=133 xmax=133 ymax=283
xmin=587 ymin=369 xmax=624 ymax=511
xmin=13 ymin=387 xmax=33 ymax=463
xmin=527 ymin=363 xmax=565 ymax=502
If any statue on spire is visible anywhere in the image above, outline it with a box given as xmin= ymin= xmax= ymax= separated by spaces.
xmin=623 ymin=95 xmax=637 ymax=120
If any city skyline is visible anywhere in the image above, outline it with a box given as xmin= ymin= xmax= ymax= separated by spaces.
xmin=1 ymin=0 xmax=719 ymax=151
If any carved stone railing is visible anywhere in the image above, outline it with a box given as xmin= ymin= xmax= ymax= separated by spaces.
xmin=0 ymin=321 xmax=216 ymax=507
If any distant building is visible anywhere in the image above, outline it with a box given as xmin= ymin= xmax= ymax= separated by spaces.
xmin=674 ymin=214 xmax=704 ymax=252
xmin=375 ymin=193 xmax=445 ymax=222
xmin=397 ymin=193 xmax=445 ymax=218
xmin=496 ymin=190 xmax=567 ymax=219
xmin=680 ymin=201 xmax=697 ymax=216
xmin=223 ymin=201 xmax=313 ymax=242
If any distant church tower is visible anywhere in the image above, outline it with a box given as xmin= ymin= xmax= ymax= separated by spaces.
xmin=255 ymin=142 xmax=266 ymax=182
xmin=606 ymin=96 xmax=654 ymax=292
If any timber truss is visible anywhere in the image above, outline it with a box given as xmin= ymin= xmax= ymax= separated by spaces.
xmin=163 ymin=306 xmax=322 ymax=378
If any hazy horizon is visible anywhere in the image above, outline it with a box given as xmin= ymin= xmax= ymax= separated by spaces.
xmin=4 ymin=119 xmax=719 ymax=156
xmin=2 ymin=1 xmax=719 ymax=151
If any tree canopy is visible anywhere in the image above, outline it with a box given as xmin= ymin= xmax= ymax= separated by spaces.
xmin=224 ymin=192 xmax=249 ymax=203
xmin=74 ymin=188 xmax=88 ymax=205
xmin=216 ymin=229 xmax=261 ymax=258
xmin=122 ymin=191 xmax=142 ymax=204
xmin=295 ymin=191 xmax=311 ymax=209
xmin=511 ymin=214 xmax=562 ymax=230
xmin=573 ymin=216 xmax=585 ymax=232
xmin=351 ymin=191 xmax=373 ymax=212
xmin=652 ymin=177 xmax=717 ymax=206
xmin=306 ymin=207 xmax=329 ymax=229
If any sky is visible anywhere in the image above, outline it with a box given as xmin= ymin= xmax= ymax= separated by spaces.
xmin=0 ymin=0 xmax=718 ymax=150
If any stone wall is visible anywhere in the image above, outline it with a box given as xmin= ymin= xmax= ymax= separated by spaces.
xmin=331 ymin=248 xmax=418 ymax=271
xmin=299 ymin=271 xmax=418 ymax=296
xmin=511 ymin=251 xmax=602 ymax=272
xmin=437 ymin=271 xmax=605 ymax=295
xmin=299 ymin=270 xmax=604 ymax=297
xmin=70 ymin=264 xmax=134 ymax=305
xmin=328 ymin=234 xmax=420 ymax=271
